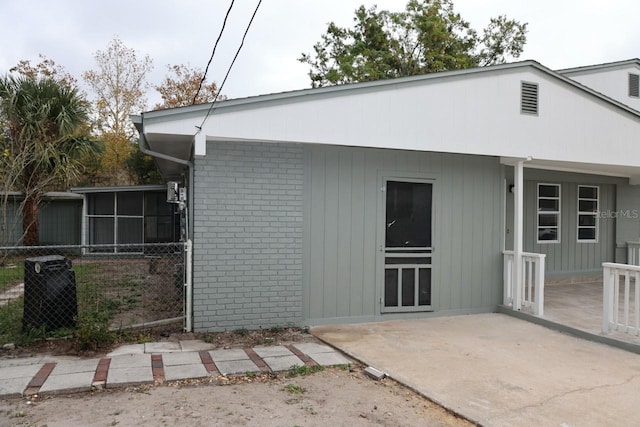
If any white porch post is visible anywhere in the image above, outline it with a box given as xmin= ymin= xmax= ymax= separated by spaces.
xmin=513 ymin=160 xmax=524 ymax=310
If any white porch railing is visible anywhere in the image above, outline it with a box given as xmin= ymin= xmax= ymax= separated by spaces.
xmin=602 ymin=262 xmax=640 ymax=335
xmin=627 ymin=242 xmax=640 ymax=266
xmin=503 ymin=251 xmax=546 ymax=316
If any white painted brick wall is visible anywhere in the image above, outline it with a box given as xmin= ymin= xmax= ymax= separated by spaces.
xmin=192 ymin=141 xmax=304 ymax=331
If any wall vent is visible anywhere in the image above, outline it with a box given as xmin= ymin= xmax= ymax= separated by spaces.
xmin=521 ymin=82 xmax=538 ymax=115
xmin=629 ymin=73 xmax=639 ymax=97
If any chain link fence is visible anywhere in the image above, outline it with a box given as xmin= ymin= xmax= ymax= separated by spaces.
xmin=0 ymin=243 xmax=186 ymax=345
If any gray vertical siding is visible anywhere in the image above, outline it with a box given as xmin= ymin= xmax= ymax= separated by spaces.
xmin=304 ymin=146 xmax=504 ymax=324
xmin=519 ymin=170 xmax=621 ymax=275
xmin=39 ymin=201 xmax=82 ymax=245
xmin=193 ymin=141 xmax=504 ymax=330
xmin=192 ymin=141 xmax=304 ymax=332
xmin=0 ymin=199 xmax=81 ymax=245
xmin=0 ymin=201 xmax=21 ymax=245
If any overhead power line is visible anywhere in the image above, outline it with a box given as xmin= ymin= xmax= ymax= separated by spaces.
xmin=196 ymin=0 xmax=262 ymax=132
xmin=192 ymin=0 xmax=236 ymax=105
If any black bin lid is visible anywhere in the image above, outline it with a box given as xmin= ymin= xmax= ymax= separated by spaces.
xmin=25 ymin=255 xmax=71 ymax=270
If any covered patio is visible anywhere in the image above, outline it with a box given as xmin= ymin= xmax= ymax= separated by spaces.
xmin=312 ymin=313 xmax=640 ymax=426
xmin=502 ymin=272 xmax=640 ymax=351
xmin=502 ymin=153 xmax=640 ymax=352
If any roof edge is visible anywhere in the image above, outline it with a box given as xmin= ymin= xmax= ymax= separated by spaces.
xmin=71 ymin=184 xmax=166 ymax=194
xmin=138 ymin=58 xmax=640 ymax=124
xmin=557 ymin=58 xmax=640 ymax=75
xmin=139 ymin=60 xmax=544 ymax=120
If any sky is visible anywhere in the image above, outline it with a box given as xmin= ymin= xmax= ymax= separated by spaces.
xmin=1 ymin=0 xmax=640 ymax=110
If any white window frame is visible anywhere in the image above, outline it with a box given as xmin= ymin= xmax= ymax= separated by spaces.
xmin=577 ymin=185 xmax=599 ymax=243
xmin=537 ymin=183 xmax=561 ymax=244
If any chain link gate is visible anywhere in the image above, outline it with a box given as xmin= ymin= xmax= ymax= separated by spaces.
xmin=0 ymin=242 xmax=189 ymax=336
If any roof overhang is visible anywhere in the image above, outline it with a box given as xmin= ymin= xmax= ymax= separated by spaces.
xmin=71 ymin=184 xmax=167 ymax=194
xmin=557 ymin=58 xmax=640 ymax=76
xmin=501 ymin=157 xmax=640 ymax=183
xmin=1 ymin=191 xmax=84 ymax=201
xmin=132 ymin=116 xmax=193 ymax=181
xmin=133 ymin=60 xmax=640 ymax=178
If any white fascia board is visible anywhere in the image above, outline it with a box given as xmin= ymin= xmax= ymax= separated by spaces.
xmin=139 ymin=61 xmax=640 ymax=170
xmin=558 ymin=59 xmax=640 ymax=76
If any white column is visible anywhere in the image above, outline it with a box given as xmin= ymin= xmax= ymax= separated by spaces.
xmin=513 ymin=160 xmax=524 ymax=310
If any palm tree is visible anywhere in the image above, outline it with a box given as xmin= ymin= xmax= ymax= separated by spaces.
xmin=0 ymin=75 xmax=101 ymax=245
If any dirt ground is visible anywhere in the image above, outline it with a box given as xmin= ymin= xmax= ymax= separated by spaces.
xmin=0 ymin=328 xmax=473 ymax=426
xmin=0 ymin=367 xmax=472 ymax=427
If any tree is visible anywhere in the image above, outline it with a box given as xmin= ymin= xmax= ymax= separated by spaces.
xmin=0 ymin=75 xmax=100 ymax=245
xmin=84 ymin=37 xmax=153 ymax=184
xmin=123 ymin=64 xmax=226 ymax=185
xmin=10 ymin=54 xmax=79 ymax=90
xmin=299 ymin=0 xmax=528 ymax=87
xmin=154 ymin=64 xmax=225 ymax=110
xmin=125 ymin=145 xmax=163 ymax=185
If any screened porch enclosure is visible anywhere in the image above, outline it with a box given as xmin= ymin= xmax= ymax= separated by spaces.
xmin=78 ymin=187 xmax=181 ymax=253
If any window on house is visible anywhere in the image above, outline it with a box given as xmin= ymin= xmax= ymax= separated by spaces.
xmin=577 ymin=186 xmax=599 ymax=242
xmin=521 ymin=81 xmax=539 ymax=115
xmin=537 ymin=184 xmax=560 ymax=243
xmin=629 ymin=73 xmax=639 ymax=98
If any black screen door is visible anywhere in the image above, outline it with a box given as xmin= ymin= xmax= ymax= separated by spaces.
xmin=382 ymin=180 xmax=433 ymax=312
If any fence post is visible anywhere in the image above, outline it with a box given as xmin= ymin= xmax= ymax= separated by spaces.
xmin=628 ymin=242 xmax=640 ymax=266
xmin=185 ymin=239 xmax=193 ymax=332
xmin=602 ymin=264 xmax=613 ymax=334
xmin=534 ymin=254 xmax=545 ymax=316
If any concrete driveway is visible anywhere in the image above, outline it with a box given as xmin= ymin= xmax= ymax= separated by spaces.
xmin=312 ymin=313 xmax=640 ymax=426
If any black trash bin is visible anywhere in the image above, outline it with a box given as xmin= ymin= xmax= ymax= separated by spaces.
xmin=22 ymin=255 xmax=77 ymax=331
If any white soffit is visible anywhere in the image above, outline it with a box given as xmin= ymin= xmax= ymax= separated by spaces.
xmin=501 ymin=157 xmax=640 ymax=178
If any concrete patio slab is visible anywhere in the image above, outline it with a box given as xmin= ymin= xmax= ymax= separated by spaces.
xmin=162 ymin=351 xmax=202 ymax=366
xmin=107 ymin=344 xmax=144 ymax=357
xmin=252 ymin=345 xmax=293 ymax=358
xmin=312 ymin=313 xmax=640 ymax=427
xmin=215 ymin=359 xmax=260 ymax=376
xmin=164 ymin=363 xmax=208 ymax=381
xmin=39 ymin=371 xmax=94 ymax=395
xmin=0 ymin=377 xmax=31 ymax=398
xmin=306 ymin=351 xmax=351 ymax=366
xmin=0 ymin=364 xmax=43 ymax=397
xmin=106 ymin=367 xmax=153 ymax=387
xmin=145 ymin=342 xmax=181 ymax=353
xmin=209 ymin=348 xmax=249 ymax=362
xmin=179 ymin=340 xmax=215 ymax=352
xmin=292 ymin=342 xmax=335 ymax=354
xmin=50 ymin=359 xmax=99 ymax=375
xmin=109 ymin=354 xmax=151 ymax=369
xmin=0 ymin=364 xmax=42 ymax=380
xmin=0 ymin=356 xmax=48 ymax=368
xmin=262 ymin=355 xmax=303 ymax=372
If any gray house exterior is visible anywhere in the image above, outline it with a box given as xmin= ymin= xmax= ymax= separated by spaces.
xmin=193 ymin=142 xmax=503 ymax=329
xmin=134 ymin=59 xmax=640 ymax=332
xmin=1 ymin=192 xmax=83 ymax=246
